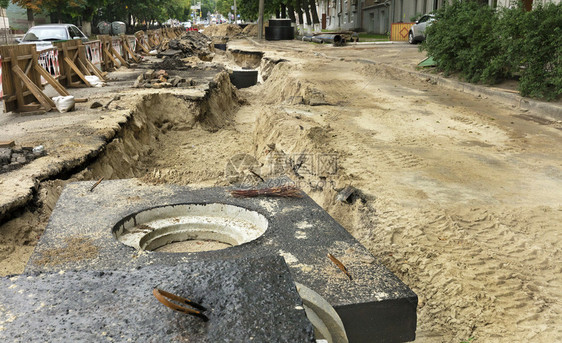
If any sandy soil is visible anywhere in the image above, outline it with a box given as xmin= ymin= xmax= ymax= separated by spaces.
xmin=0 ymin=38 xmax=561 ymax=342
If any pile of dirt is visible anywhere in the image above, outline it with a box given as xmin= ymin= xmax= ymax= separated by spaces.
xmin=257 ymin=62 xmax=330 ymax=105
xmin=242 ymin=24 xmax=259 ymax=36
xmin=133 ymin=69 xmax=194 ymax=89
xmin=157 ymin=31 xmax=214 ymax=61
xmin=202 ymin=24 xmax=242 ymax=37
xmin=151 ymin=58 xmax=186 ymax=70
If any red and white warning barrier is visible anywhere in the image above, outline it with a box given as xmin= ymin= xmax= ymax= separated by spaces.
xmin=129 ymin=37 xmax=136 ymax=52
xmin=112 ymin=38 xmax=122 ymax=56
xmin=84 ymin=40 xmax=102 ymax=70
xmin=38 ymin=48 xmax=60 ymax=84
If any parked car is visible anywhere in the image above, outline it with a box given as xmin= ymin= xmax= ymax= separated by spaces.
xmin=17 ymin=24 xmax=88 ymax=51
xmin=408 ymin=14 xmax=435 ymax=44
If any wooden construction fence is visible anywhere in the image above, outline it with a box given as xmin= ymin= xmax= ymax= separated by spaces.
xmin=1 ymin=28 xmax=183 ymax=113
xmin=0 ymin=45 xmax=73 ymax=112
xmin=54 ymin=39 xmax=103 ymax=88
xmin=390 ymin=23 xmax=414 ymax=41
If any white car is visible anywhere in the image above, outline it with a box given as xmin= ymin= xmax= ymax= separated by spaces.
xmin=18 ymin=24 xmax=88 ymax=51
xmin=408 ymin=14 xmax=435 ymax=44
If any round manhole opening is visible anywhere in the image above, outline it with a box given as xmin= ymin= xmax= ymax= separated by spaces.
xmin=113 ymin=203 xmax=268 ymax=253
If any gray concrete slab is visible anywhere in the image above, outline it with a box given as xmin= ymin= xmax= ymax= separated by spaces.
xmin=26 ymin=178 xmax=417 ymax=342
xmin=1 ymin=255 xmax=315 ymax=342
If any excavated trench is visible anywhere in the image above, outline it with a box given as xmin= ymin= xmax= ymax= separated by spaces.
xmin=1 ymin=56 xmax=380 ymax=342
xmin=0 ymin=49 xmax=346 ymax=275
xmin=0 ymin=48 xmax=364 ymax=342
xmin=6 ymin=34 xmax=562 ymax=343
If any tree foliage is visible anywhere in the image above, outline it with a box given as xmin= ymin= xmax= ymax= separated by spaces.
xmin=421 ymin=0 xmax=499 ymax=83
xmin=11 ymin=0 xmax=191 ymax=26
xmin=422 ymin=0 xmax=562 ymax=100
xmin=241 ymin=0 xmax=287 ymax=21
xmin=97 ymin=0 xmax=190 ymax=23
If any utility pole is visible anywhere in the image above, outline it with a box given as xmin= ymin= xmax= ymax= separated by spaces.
xmin=257 ymin=0 xmax=264 ymax=39
xmin=233 ymin=0 xmax=237 ymax=24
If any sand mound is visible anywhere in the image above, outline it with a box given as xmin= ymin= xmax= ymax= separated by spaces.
xmin=202 ymin=24 xmax=242 ymax=37
xmin=157 ymin=31 xmax=213 ymax=61
xmin=242 ymin=24 xmax=258 ymax=36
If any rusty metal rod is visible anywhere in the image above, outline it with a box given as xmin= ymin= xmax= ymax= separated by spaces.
xmin=89 ymin=177 xmax=104 ymax=192
xmin=327 ymin=253 xmax=353 ymax=281
xmin=153 ymin=288 xmax=209 ymax=321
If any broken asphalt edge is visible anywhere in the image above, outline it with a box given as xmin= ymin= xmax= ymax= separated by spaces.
xmin=0 ymin=109 xmax=133 ymax=224
xmin=0 ymin=88 xmax=211 ymax=225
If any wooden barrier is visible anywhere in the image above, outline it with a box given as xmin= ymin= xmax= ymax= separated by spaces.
xmin=98 ymin=35 xmax=129 ymax=71
xmin=0 ymin=44 xmax=73 ymax=113
xmin=135 ymin=31 xmax=150 ymax=53
xmin=1 ymin=28 xmax=182 ymax=113
xmin=120 ymin=34 xmax=140 ymax=63
xmin=390 ymin=23 xmax=414 ymax=41
xmin=134 ymin=31 xmax=151 ymax=54
xmin=147 ymin=30 xmax=159 ymax=48
xmin=54 ymin=39 xmax=95 ymax=87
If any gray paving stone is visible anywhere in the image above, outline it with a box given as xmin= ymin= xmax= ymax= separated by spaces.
xmin=2 ymin=255 xmax=314 ymax=342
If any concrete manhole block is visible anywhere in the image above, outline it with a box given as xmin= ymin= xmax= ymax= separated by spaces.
xmin=26 ymin=178 xmax=417 ymax=342
xmin=2 ymin=255 xmax=315 ymax=342
xmin=114 ymin=203 xmax=268 ymax=253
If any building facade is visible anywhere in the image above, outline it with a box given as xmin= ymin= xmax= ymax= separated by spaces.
xmin=318 ymin=0 xmax=444 ymax=34
xmin=318 ymin=0 xmax=559 ymax=34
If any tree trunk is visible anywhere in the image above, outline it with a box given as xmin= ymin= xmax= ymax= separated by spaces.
xmin=309 ymin=0 xmax=320 ymax=24
xmin=302 ymin=0 xmax=312 ymax=25
xmin=2 ymin=10 xmax=8 ymax=44
xmin=26 ymin=8 xmax=34 ymax=29
xmin=281 ymin=4 xmax=287 ymax=18
xmin=295 ymin=0 xmax=304 ymax=25
xmin=82 ymin=21 xmax=92 ymax=36
xmin=287 ymin=4 xmax=296 ymax=22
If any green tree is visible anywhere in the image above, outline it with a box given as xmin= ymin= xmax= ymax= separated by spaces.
xmin=238 ymin=0 xmax=286 ymax=21
xmin=95 ymin=0 xmax=190 ymax=30
xmin=421 ymin=0 xmax=500 ymax=83
xmin=215 ymin=0 xmax=232 ymax=18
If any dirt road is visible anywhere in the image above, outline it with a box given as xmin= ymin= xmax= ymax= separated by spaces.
xmin=1 ymin=38 xmax=560 ymax=342
xmin=239 ymin=41 xmax=562 ymax=343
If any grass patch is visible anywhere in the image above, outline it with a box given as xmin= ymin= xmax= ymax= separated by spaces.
xmin=358 ymin=33 xmax=389 ymax=41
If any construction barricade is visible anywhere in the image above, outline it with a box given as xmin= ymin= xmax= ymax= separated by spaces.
xmin=84 ymin=40 xmax=103 ymax=71
xmin=37 ymin=48 xmax=60 ymax=80
xmin=1 ymin=28 xmax=180 ymax=112
xmin=0 ymin=44 xmax=78 ymax=112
